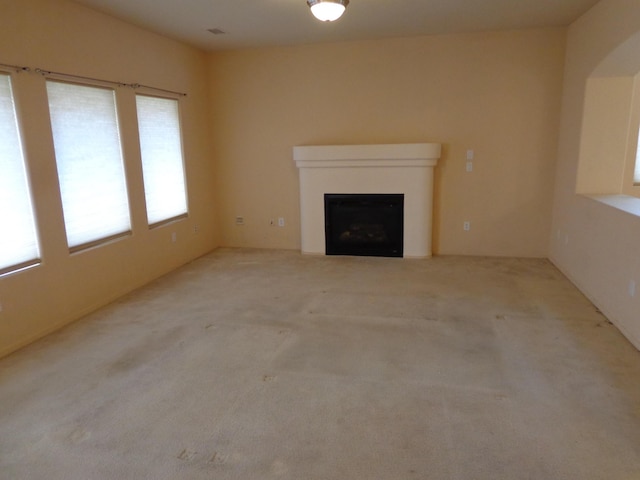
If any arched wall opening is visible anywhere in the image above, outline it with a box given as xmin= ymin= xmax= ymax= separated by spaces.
xmin=576 ymin=30 xmax=640 ymax=198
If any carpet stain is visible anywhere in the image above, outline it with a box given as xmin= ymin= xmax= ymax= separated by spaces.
xmin=68 ymin=428 xmax=90 ymax=443
xmin=270 ymin=459 xmax=288 ymax=475
xmin=208 ymin=451 xmax=227 ymax=465
xmin=177 ymin=449 xmax=198 ymax=461
xmin=107 ymin=326 xmax=186 ymax=376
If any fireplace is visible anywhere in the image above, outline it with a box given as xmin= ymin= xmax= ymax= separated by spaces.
xmin=325 ymin=194 xmax=404 ymax=257
xmin=293 ymin=143 xmax=441 ymax=258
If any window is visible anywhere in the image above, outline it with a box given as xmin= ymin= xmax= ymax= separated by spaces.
xmin=46 ymin=81 xmax=131 ymax=250
xmin=0 ymin=73 xmax=40 ymax=274
xmin=135 ymin=95 xmax=188 ymax=226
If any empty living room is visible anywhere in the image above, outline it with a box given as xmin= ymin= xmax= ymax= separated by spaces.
xmin=1 ymin=0 xmax=640 ymax=478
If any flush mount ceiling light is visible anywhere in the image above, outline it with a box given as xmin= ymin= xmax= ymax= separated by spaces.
xmin=307 ymin=0 xmax=349 ymax=22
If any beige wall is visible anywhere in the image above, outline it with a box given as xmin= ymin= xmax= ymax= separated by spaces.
xmin=0 ymin=0 xmax=219 ymax=357
xmin=209 ymin=29 xmax=566 ymax=257
xmin=550 ymin=0 xmax=640 ymax=349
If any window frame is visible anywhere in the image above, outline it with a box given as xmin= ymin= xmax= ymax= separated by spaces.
xmin=0 ymin=69 xmax=41 ymax=276
xmin=135 ymin=93 xmax=189 ymax=229
xmin=45 ymin=79 xmax=133 ymax=252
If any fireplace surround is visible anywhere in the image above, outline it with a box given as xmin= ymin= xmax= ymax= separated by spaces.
xmin=293 ymin=143 xmax=441 ymax=258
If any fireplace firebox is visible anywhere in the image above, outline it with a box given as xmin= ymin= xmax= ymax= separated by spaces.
xmin=324 ymin=194 xmax=404 ymax=257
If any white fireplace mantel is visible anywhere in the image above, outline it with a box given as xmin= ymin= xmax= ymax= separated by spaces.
xmin=293 ymin=143 xmax=441 ymax=258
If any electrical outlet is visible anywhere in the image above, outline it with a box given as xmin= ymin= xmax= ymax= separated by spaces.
xmin=194 ymin=224 xmax=199 ymax=234
xmin=235 ymin=216 xmax=244 ymax=225
xmin=463 ymin=221 xmax=470 ymax=231
xmin=278 ymin=217 xmax=285 ymax=227
xmin=466 ymin=149 xmax=474 ymax=160
xmin=466 ymin=161 xmax=473 ymax=172
xmin=629 ymin=280 xmax=636 ymax=298
xmin=171 ymin=232 xmax=177 ymax=243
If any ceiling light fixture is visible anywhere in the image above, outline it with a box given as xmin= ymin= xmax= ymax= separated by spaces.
xmin=307 ymin=0 xmax=349 ymax=22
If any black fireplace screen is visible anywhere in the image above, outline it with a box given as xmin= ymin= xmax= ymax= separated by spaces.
xmin=324 ymin=194 xmax=404 ymax=257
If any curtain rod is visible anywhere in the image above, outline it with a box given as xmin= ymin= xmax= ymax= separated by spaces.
xmin=0 ymin=62 xmax=30 ymax=73
xmin=1 ymin=61 xmax=188 ymax=96
xmin=129 ymin=83 xmax=188 ymax=97
xmin=35 ymin=68 xmax=127 ymax=88
xmin=35 ymin=68 xmax=187 ymax=97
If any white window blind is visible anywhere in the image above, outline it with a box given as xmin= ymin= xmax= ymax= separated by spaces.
xmin=135 ymin=95 xmax=188 ymax=226
xmin=46 ymin=81 xmax=131 ymax=249
xmin=0 ymin=73 xmax=40 ymax=274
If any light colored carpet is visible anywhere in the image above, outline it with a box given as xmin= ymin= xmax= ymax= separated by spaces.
xmin=1 ymin=248 xmax=640 ymax=479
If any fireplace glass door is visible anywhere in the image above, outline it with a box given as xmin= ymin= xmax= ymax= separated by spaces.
xmin=324 ymin=194 xmax=404 ymax=257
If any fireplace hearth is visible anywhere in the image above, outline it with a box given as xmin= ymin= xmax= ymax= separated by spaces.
xmin=325 ymin=194 xmax=404 ymax=257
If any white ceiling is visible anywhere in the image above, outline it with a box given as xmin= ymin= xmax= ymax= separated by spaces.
xmin=72 ymin=0 xmax=601 ymax=51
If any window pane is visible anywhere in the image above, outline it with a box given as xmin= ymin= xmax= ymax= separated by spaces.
xmin=0 ymin=73 xmax=40 ymax=272
xmin=136 ymin=95 xmax=188 ymax=225
xmin=46 ymin=81 xmax=131 ymax=248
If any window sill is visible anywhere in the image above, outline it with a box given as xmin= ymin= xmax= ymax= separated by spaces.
xmin=586 ymin=194 xmax=640 ymax=217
